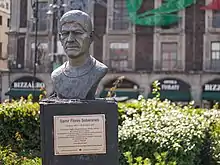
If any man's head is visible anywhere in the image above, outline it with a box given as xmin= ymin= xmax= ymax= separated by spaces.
xmin=59 ymin=10 xmax=93 ymax=59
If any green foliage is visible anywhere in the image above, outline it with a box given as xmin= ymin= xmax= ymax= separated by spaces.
xmin=0 ymin=146 xmax=41 ymax=165
xmin=210 ymin=116 xmax=220 ymax=164
xmin=0 ymin=91 xmax=220 ymax=165
xmin=0 ymin=97 xmax=40 ymax=157
xmin=124 ymin=151 xmax=176 ymax=165
xmin=118 ymin=96 xmax=220 ymax=165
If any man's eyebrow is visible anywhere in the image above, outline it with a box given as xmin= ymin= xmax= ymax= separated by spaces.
xmin=61 ymin=24 xmax=87 ymax=32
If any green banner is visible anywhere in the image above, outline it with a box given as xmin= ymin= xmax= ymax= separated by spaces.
xmin=126 ymin=0 xmax=197 ymax=26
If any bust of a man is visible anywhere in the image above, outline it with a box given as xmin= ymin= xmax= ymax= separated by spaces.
xmin=51 ymin=10 xmax=108 ymax=100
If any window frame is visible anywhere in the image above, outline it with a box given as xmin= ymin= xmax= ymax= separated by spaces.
xmin=103 ymin=35 xmax=135 ymax=71
xmin=153 ymin=34 xmax=185 ymax=72
xmin=210 ymin=41 xmax=220 ymax=70
xmin=205 ymin=0 xmax=220 ymax=32
xmin=31 ymin=1 xmax=49 ymax=33
xmin=106 ymin=0 xmax=135 ymax=34
xmin=0 ymin=42 xmax=2 ymax=58
xmin=212 ymin=10 xmax=220 ymax=28
xmin=160 ymin=42 xmax=179 ymax=71
xmin=0 ymin=15 xmax=2 ymax=25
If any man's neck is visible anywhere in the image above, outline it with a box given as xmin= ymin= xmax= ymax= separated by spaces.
xmin=68 ymin=53 xmax=89 ymax=67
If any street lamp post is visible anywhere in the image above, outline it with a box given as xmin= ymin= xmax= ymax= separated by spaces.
xmin=47 ymin=0 xmax=67 ymax=71
xmin=31 ymin=0 xmax=39 ymax=97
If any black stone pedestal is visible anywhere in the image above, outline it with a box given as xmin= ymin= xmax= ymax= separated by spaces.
xmin=40 ymin=99 xmax=118 ymax=165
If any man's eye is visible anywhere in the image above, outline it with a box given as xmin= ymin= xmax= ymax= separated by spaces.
xmin=62 ymin=32 xmax=69 ymax=35
xmin=75 ymin=31 xmax=83 ymax=34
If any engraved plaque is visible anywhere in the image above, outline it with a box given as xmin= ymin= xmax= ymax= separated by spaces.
xmin=54 ymin=114 xmax=106 ymax=155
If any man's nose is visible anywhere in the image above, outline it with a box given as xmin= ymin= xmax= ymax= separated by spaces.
xmin=67 ymin=32 xmax=75 ymax=41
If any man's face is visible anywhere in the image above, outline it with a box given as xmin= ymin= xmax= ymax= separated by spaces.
xmin=60 ymin=22 xmax=91 ymax=59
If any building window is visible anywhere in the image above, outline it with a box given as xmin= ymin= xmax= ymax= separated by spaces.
xmin=109 ymin=0 xmax=130 ymax=31
xmin=0 ymin=42 xmax=2 ymax=58
xmin=113 ymin=0 xmax=129 ymax=30
xmin=108 ymin=42 xmax=132 ymax=71
xmin=32 ymin=2 xmax=48 ymax=32
xmin=0 ymin=16 xmax=2 ymax=25
xmin=17 ymin=38 xmax=25 ymax=69
xmin=7 ymin=18 xmax=10 ymax=27
xmin=19 ymin=0 xmax=27 ymax=28
xmin=6 ymin=2 xmax=9 ymax=9
xmin=212 ymin=11 xmax=220 ymax=28
xmin=69 ymin=0 xmax=88 ymax=12
xmin=161 ymin=43 xmax=179 ymax=71
xmin=210 ymin=42 xmax=220 ymax=70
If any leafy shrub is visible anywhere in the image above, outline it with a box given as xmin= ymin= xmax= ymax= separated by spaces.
xmin=118 ymin=97 xmax=220 ymax=165
xmin=0 ymin=96 xmax=40 ymax=157
xmin=210 ymin=115 xmax=220 ymax=164
xmin=0 ymin=94 xmax=220 ymax=165
xmin=0 ymin=146 xmax=41 ymax=165
xmin=124 ymin=151 xmax=177 ymax=165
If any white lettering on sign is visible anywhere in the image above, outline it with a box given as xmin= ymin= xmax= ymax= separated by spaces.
xmin=13 ymin=82 xmax=45 ymax=89
xmin=161 ymin=84 xmax=180 ymax=90
xmin=204 ymin=84 xmax=220 ymax=91
xmin=163 ymin=80 xmax=177 ymax=84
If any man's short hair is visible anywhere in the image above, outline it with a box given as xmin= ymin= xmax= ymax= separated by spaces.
xmin=59 ymin=10 xmax=93 ymax=32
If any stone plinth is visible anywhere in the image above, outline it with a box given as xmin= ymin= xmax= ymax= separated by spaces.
xmin=40 ymin=98 xmax=118 ymax=165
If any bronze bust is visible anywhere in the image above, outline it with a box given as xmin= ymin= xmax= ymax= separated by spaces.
xmin=51 ymin=10 xmax=108 ymax=99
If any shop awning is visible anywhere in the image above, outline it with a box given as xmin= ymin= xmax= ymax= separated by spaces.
xmin=5 ymin=89 xmax=43 ymax=97
xmin=148 ymin=91 xmax=192 ymax=101
xmin=202 ymin=91 xmax=220 ymax=101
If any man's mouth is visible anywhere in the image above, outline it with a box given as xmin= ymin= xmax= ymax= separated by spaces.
xmin=66 ymin=46 xmax=79 ymax=49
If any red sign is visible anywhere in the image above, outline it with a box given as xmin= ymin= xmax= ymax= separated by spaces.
xmin=200 ymin=0 xmax=220 ymax=10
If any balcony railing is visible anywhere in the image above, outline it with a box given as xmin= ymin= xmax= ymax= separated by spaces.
xmin=154 ymin=60 xmax=184 ymax=72
xmin=9 ymin=59 xmax=53 ymax=73
xmin=204 ymin=60 xmax=220 ymax=72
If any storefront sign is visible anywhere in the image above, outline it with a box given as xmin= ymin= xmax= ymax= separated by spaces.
xmin=204 ymin=84 xmax=220 ymax=91
xmin=203 ymin=79 xmax=220 ymax=92
xmin=161 ymin=80 xmax=180 ymax=91
xmin=151 ymin=78 xmax=190 ymax=92
xmin=11 ymin=76 xmax=45 ymax=89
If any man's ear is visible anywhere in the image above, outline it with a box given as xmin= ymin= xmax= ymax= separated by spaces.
xmin=59 ymin=33 xmax=61 ymax=40
xmin=89 ymin=31 xmax=94 ymax=44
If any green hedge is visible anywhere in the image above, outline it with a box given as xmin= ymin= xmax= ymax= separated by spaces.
xmin=0 ymin=96 xmax=220 ymax=164
xmin=0 ymin=97 xmax=41 ymax=164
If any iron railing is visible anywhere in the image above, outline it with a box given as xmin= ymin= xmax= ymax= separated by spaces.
xmin=154 ymin=60 xmax=184 ymax=71
xmin=204 ymin=60 xmax=220 ymax=72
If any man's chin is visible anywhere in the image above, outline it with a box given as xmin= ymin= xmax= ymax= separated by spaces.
xmin=67 ymin=53 xmax=82 ymax=59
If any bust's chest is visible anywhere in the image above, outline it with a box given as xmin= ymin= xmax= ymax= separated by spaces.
xmin=53 ymin=70 xmax=100 ymax=99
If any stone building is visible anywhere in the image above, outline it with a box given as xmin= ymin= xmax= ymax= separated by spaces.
xmin=3 ymin=0 xmax=220 ymax=107
xmin=0 ymin=0 xmax=10 ymax=100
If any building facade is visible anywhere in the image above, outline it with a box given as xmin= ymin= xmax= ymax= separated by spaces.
xmin=3 ymin=0 xmax=220 ymax=107
xmin=0 ymin=0 xmax=10 ymax=100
